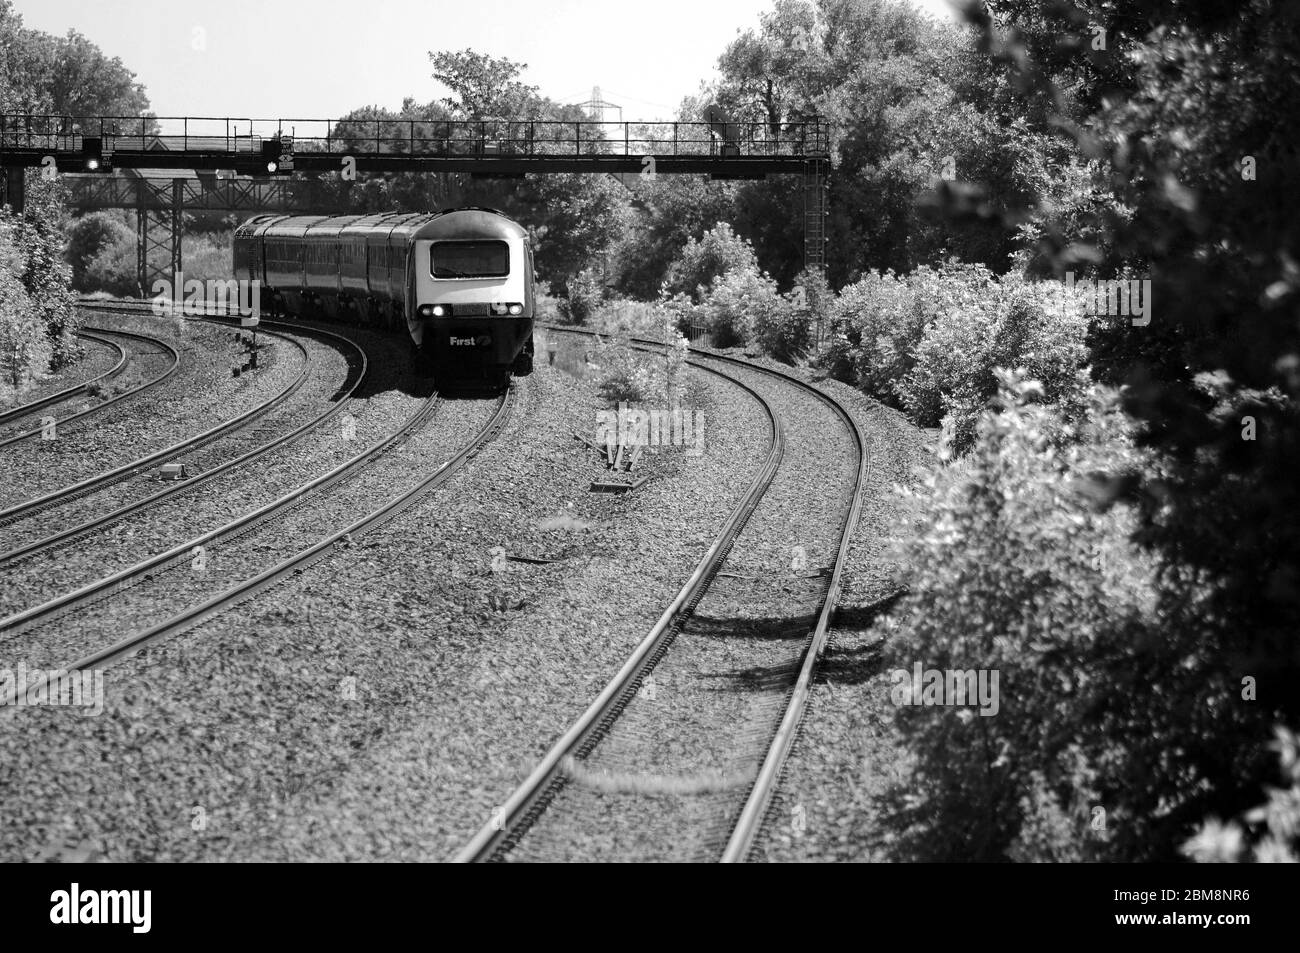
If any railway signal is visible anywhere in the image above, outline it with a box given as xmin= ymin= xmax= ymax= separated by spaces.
xmin=81 ymin=136 xmax=107 ymax=171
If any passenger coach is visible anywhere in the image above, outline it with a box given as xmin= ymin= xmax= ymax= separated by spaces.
xmin=233 ymin=207 xmax=536 ymax=385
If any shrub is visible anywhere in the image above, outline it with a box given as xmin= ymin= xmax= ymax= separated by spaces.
xmin=1184 ymin=727 xmax=1300 ymax=863
xmin=662 ymin=222 xmax=757 ymax=302
xmin=877 ymin=370 xmax=1162 ymax=861
xmin=2 ymin=177 xmax=78 ymax=368
xmin=66 ymin=212 xmax=134 ymax=292
xmin=589 ymin=298 xmax=674 ymax=339
xmin=0 ymin=239 xmax=52 ymax=393
xmin=820 ymin=263 xmax=1088 ymax=452
xmin=592 ymin=324 xmax=690 ymax=407
xmin=181 ymin=231 xmax=234 ymax=283
xmin=557 ymin=266 xmax=604 ymax=325
xmin=695 ymin=265 xmax=773 ymax=349
xmin=82 ymin=236 xmax=138 ymax=298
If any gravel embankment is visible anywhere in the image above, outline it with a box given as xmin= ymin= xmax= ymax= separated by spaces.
xmin=0 ymin=336 xmax=772 ymax=862
xmin=0 ymin=326 xmax=357 ymax=607
xmin=0 ymin=314 xmax=298 ymax=509
xmin=506 ymin=353 xmax=860 ymax=862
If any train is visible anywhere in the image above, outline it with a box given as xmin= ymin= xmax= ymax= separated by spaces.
xmin=232 ymin=208 xmax=536 ymax=385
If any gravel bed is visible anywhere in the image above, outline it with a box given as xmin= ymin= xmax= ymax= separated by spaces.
xmin=0 ymin=329 xmax=164 ymax=446
xmin=0 ymin=380 xmax=463 ymax=669
xmin=0 ymin=314 xmax=296 ymax=509
xmin=0 ymin=327 xmax=356 ymax=604
xmin=0 ymin=333 xmax=122 ymax=418
xmin=0 ymin=345 xmax=769 ymax=862
xmin=506 ymin=353 xmax=860 ymax=861
xmin=748 ymin=376 xmax=932 ymax=862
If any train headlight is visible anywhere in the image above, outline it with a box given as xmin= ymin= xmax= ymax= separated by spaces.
xmin=432 ymin=304 xmax=447 ymax=317
xmin=418 ymin=304 xmax=447 ymax=318
xmin=508 ymin=304 xmax=523 ymax=316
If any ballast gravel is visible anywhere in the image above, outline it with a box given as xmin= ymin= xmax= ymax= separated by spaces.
xmin=0 ymin=326 xmax=358 ymax=617
xmin=0 ymin=312 xmax=299 ymax=510
xmin=0 ymin=336 xmax=771 ymax=862
xmin=0 ymin=333 xmax=121 ymax=419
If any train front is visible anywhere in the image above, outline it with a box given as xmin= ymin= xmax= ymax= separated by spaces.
xmin=406 ymin=208 xmax=535 ymax=385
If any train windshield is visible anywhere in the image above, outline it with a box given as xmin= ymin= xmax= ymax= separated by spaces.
xmin=430 ymin=241 xmax=509 ymax=278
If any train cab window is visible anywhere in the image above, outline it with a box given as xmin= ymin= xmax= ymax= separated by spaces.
xmin=430 ymin=241 xmax=509 ymax=278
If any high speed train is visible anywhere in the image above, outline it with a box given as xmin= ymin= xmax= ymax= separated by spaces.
xmin=232 ymin=208 xmax=535 ymax=384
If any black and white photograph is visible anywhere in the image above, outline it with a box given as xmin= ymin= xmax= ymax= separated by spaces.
xmin=0 ymin=0 xmax=1294 ymax=927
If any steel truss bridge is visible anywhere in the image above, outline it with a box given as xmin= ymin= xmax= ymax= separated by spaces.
xmin=0 ymin=115 xmax=830 ymax=292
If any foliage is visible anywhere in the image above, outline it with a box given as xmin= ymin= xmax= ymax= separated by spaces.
xmin=181 ymin=231 xmax=234 ymax=284
xmin=65 ymin=212 xmax=132 ymax=291
xmin=589 ymin=299 xmax=674 ymax=339
xmin=610 ymin=176 xmax=736 ymax=300
xmin=662 ymin=223 xmax=759 ymax=303
xmin=693 ymin=265 xmax=770 ymax=351
xmin=878 ymin=371 xmax=1161 ymax=861
xmin=0 ymin=0 xmax=151 ymax=121
xmin=947 ymin=0 xmax=1300 ymax=856
xmin=0 ymin=175 xmax=78 ymax=367
xmin=820 ymin=262 xmax=1087 ymax=450
xmin=1184 ymin=727 xmax=1300 ymax=864
xmin=0 ymin=224 xmax=50 ymax=393
xmin=556 ymin=267 xmax=604 ymax=325
xmin=429 ymin=49 xmax=540 ymax=120
xmin=593 ymin=322 xmax=690 ymax=407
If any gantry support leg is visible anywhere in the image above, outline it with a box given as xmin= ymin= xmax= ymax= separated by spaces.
xmin=3 ymin=167 xmax=25 ymax=215
xmin=135 ymin=179 xmax=184 ymax=297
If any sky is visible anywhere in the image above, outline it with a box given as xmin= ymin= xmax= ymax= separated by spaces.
xmin=13 ymin=0 xmax=960 ymax=124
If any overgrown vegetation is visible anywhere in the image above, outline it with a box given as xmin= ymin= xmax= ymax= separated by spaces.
xmin=820 ymin=263 xmax=1087 ymax=451
xmin=0 ymin=176 xmax=78 ymax=396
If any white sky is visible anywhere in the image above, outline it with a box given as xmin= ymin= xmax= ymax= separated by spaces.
xmin=13 ymin=0 xmax=960 ymax=122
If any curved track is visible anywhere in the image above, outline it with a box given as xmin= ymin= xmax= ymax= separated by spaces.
xmin=0 ymin=331 xmax=127 ymax=430
xmin=0 ymin=320 xmax=365 ymax=566
xmin=0 ymin=327 xmax=179 ymax=451
xmin=456 ymin=327 xmax=868 ymax=863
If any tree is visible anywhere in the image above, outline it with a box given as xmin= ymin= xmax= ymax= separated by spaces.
xmin=0 ymin=3 xmax=151 ymax=125
xmin=429 ymin=49 xmax=541 ymax=120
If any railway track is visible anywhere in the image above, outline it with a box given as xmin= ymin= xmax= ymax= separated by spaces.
xmin=0 ymin=309 xmax=323 ymax=532
xmin=0 ymin=320 xmax=365 ymax=569
xmin=456 ymin=327 xmax=867 ymax=863
xmin=2 ymin=386 xmax=516 ymax=706
xmin=0 ymin=327 xmax=180 ymax=451
xmin=0 ymin=364 xmax=517 ymax=683
xmin=0 ymin=330 xmax=127 ymax=430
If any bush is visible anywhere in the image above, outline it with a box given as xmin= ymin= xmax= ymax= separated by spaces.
xmin=0 ymin=236 xmax=52 ymax=395
xmin=877 ymin=370 xmax=1162 ymax=861
xmin=696 ymin=266 xmax=774 ymax=349
xmin=181 ymin=231 xmax=234 ymax=283
xmin=82 ymin=236 xmax=138 ymax=298
xmin=592 ymin=325 xmax=690 ymax=407
xmin=66 ymin=212 xmax=134 ymax=292
xmin=662 ymin=222 xmax=758 ymax=302
xmin=0 ymin=176 xmax=77 ymax=373
xmin=820 ymin=263 xmax=1088 ymax=452
xmin=1184 ymin=727 xmax=1300 ymax=863
xmin=556 ymin=266 xmax=604 ymax=325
